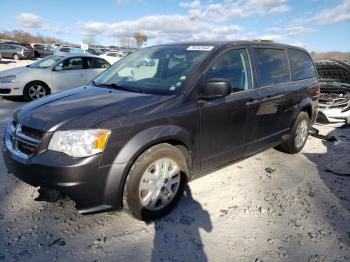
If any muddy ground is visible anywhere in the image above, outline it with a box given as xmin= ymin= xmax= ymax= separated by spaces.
xmin=0 ymin=59 xmax=349 ymax=262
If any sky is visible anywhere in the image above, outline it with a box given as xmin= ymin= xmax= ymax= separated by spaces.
xmin=0 ymin=0 xmax=349 ymax=52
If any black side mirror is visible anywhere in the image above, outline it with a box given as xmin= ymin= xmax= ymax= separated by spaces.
xmin=199 ymin=78 xmax=231 ymax=99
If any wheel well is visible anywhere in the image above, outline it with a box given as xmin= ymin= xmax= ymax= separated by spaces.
xmin=119 ymin=139 xmax=192 ymax=208
xmin=24 ymin=81 xmax=51 ymax=94
xmin=301 ymin=105 xmax=312 ymax=119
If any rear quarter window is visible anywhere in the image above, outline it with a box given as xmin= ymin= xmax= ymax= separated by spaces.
xmin=288 ymin=49 xmax=315 ymax=80
xmin=254 ymin=48 xmax=291 ymax=87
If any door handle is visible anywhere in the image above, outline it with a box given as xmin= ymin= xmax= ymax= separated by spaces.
xmin=246 ymin=99 xmax=259 ymax=106
xmin=261 ymin=96 xmax=272 ymax=102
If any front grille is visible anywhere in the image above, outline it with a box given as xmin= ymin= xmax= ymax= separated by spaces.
xmin=21 ymin=125 xmax=45 ymax=141
xmin=0 ymin=89 xmax=11 ymax=94
xmin=17 ymin=140 xmax=37 ymax=155
xmin=8 ymin=121 xmax=44 ymax=158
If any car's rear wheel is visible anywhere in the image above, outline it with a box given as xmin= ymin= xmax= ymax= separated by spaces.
xmin=13 ymin=54 xmax=19 ymax=60
xmin=23 ymin=81 xmax=50 ymax=101
xmin=123 ymin=143 xmax=188 ymax=221
xmin=278 ymin=111 xmax=310 ymax=154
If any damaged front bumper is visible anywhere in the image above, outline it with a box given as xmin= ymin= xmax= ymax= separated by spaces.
xmin=317 ymin=107 xmax=350 ymax=127
xmin=317 ymin=82 xmax=350 ymax=127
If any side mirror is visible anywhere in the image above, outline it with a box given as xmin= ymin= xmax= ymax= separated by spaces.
xmin=54 ymin=65 xmax=63 ymax=71
xmin=199 ymin=78 xmax=231 ymax=99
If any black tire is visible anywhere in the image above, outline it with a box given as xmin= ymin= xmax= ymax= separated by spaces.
xmin=123 ymin=143 xmax=188 ymax=221
xmin=278 ymin=111 xmax=310 ymax=154
xmin=23 ymin=81 xmax=50 ymax=101
xmin=13 ymin=53 xmax=20 ymax=60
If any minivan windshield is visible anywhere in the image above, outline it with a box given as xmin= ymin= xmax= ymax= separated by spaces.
xmin=93 ymin=44 xmax=213 ymax=95
xmin=29 ymin=55 xmax=64 ymax=69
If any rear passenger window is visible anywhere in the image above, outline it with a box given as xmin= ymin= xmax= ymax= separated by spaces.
xmin=204 ymin=49 xmax=252 ymax=92
xmin=90 ymin=58 xmax=110 ymax=69
xmin=255 ymin=48 xmax=290 ymax=87
xmin=288 ymin=49 xmax=315 ymax=80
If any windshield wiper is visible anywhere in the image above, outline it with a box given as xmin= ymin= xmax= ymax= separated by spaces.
xmin=95 ymin=82 xmax=137 ymax=93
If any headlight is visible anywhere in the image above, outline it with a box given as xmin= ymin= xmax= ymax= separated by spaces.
xmin=48 ymin=129 xmax=111 ymax=157
xmin=0 ymin=75 xmax=16 ymax=83
xmin=342 ymin=100 xmax=350 ymax=112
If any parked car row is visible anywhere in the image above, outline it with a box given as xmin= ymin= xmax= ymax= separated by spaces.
xmin=0 ymin=42 xmax=35 ymax=60
xmin=0 ymin=54 xmax=110 ymax=100
xmin=2 ymin=41 xmax=320 ymax=221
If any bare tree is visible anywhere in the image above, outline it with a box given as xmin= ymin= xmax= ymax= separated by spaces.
xmin=119 ymin=37 xmax=135 ymax=47
xmin=0 ymin=30 xmax=62 ymax=44
xmin=133 ymin=32 xmax=148 ymax=48
xmin=82 ymin=36 xmax=98 ymax=46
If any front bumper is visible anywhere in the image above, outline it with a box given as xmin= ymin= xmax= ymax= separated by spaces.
xmin=317 ymin=107 xmax=350 ymax=127
xmin=1 ymin=122 xmax=128 ymax=214
xmin=0 ymin=82 xmax=24 ymax=96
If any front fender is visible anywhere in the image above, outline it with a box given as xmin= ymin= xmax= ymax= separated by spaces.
xmin=100 ymin=125 xmax=193 ymax=209
xmin=112 ymin=124 xmax=192 ymax=165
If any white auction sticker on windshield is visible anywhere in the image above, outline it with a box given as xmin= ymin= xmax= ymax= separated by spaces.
xmin=187 ymin=46 xmax=214 ymax=51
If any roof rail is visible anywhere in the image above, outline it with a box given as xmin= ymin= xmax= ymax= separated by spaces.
xmin=253 ymin=39 xmax=274 ymax=42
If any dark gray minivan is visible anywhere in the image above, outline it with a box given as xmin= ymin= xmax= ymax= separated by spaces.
xmin=2 ymin=41 xmax=319 ymax=220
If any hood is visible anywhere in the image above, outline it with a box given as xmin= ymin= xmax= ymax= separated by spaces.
xmin=0 ymin=66 xmax=34 ymax=77
xmin=15 ymin=86 xmax=170 ymax=131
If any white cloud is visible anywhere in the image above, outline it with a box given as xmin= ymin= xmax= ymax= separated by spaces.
xmin=16 ymin=13 xmax=43 ymax=28
xmin=312 ymin=0 xmax=350 ymax=24
xmin=77 ymin=0 xmax=292 ymax=43
xmin=285 ymin=25 xmax=316 ymax=35
xmin=191 ymin=0 xmax=291 ymax=21
xmin=15 ymin=12 xmax=70 ymax=35
xmin=268 ymin=4 xmax=290 ymax=14
xmin=266 ymin=27 xmax=281 ymax=33
xmin=77 ymin=14 xmax=241 ymax=42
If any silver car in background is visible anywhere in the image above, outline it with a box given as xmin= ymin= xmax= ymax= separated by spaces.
xmin=0 ymin=54 xmax=110 ymax=100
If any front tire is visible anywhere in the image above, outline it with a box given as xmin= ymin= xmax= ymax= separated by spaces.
xmin=278 ymin=111 xmax=310 ymax=154
xmin=23 ymin=81 xmax=50 ymax=101
xmin=13 ymin=54 xmax=19 ymax=60
xmin=123 ymin=143 xmax=188 ymax=221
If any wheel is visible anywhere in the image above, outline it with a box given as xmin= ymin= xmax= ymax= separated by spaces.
xmin=23 ymin=81 xmax=49 ymax=101
xmin=13 ymin=54 xmax=19 ymax=60
xmin=123 ymin=143 xmax=188 ymax=221
xmin=278 ymin=111 xmax=310 ymax=154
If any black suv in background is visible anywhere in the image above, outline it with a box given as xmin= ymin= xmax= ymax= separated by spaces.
xmin=33 ymin=44 xmax=54 ymax=58
xmin=2 ymin=41 xmax=319 ymax=220
xmin=0 ymin=43 xmax=35 ymax=60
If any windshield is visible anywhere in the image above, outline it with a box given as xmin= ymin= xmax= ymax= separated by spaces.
xmin=93 ymin=44 xmax=213 ymax=95
xmin=29 ymin=55 xmax=64 ymax=69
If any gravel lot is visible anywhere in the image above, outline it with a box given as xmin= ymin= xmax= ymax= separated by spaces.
xmin=0 ymin=59 xmax=349 ymax=262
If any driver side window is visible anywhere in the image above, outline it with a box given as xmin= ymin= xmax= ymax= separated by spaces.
xmin=60 ymin=57 xmax=84 ymax=70
xmin=204 ymin=49 xmax=252 ymax=93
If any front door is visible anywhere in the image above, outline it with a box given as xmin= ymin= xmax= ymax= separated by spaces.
xmin=199 ymin=48 xmax=260 ymax=171
xmin=51 ymin=57 xmax=87 ymax=93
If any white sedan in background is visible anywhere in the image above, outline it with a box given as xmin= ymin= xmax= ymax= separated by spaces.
xmin=0 ymin=54 xmax=110 ymax=101
xmin=99 ymin=51 xmax=124 ymax=64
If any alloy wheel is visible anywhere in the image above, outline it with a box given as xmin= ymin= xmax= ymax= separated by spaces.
xmin=28 ymin=84 xmax=46 ymax=100
xmin=139 ymin=158 xmax=181 ymax=211
xmin=294 ymin=119 xmax=308 ymax=148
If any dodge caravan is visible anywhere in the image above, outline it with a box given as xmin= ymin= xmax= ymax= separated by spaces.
xmin=2 ymin=41 xmax=319 ymax=220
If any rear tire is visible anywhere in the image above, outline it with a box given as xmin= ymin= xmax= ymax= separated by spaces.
xmin=123 ymin=143 xmax=188 ymax=221
xmin=23 ymin=81 xmax=50 ymax=101
xmin=278 ymin=111 xmax=310 ymax=154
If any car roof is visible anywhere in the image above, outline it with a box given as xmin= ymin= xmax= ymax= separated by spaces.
xmin=153 ymin=40 xmax=308 ymax=52
xmin=54 ymin=52 xmax=101 ymax=59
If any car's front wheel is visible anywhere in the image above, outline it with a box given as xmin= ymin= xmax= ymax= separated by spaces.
xmin=23 ymin=81 xmax=50 ymax=101
xmin=278 ymin=111 xmax=310 ymax=154
xmin=123 ymin=143 xmax=188 ymax=221
xmin=13 ymin=53 xmax=19 ymax=60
